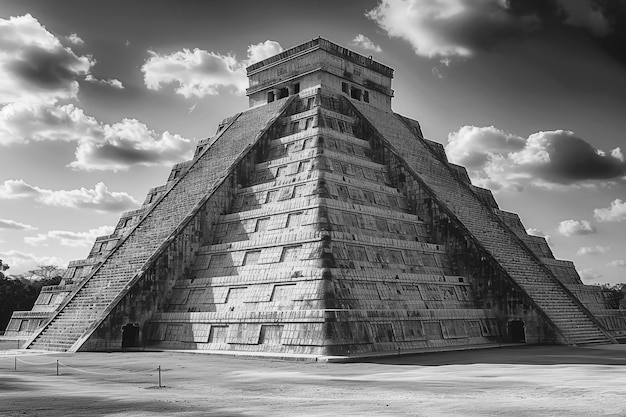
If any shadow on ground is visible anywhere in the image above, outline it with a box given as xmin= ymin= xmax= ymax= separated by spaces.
xmin=1 ymin=392 xmax=245 ymax=417
xmin=361 ymin=344 xmax=626 ymax=366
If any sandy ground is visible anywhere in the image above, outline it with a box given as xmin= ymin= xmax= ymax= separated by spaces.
xmin=1 ymin=342 xmax=626 ymax=416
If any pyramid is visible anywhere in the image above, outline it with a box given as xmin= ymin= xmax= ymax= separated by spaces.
xmin=19 ymin=38 xmax=623 ymax=356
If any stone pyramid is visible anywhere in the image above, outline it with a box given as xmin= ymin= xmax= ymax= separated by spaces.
xmin=22 ymin=38 xmax=621 ymax=356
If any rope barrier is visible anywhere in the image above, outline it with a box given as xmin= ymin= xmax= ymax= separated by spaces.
xmin=57 ymin=362 xmax=156 ymax=376
xmin=15 ymin=357 xmax=59 ymax=366
xmin=2 ymin=354 xmax=163 ymax=386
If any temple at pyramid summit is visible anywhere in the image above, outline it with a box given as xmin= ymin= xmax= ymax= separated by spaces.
xmin=6 ymin=37 xmax=626 ymax=357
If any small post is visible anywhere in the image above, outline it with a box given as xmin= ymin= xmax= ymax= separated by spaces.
xmin=158 ymin=365 xmax=161 ymax=388
xmin=56 ymin=360 xmax=59 ymax=376
xmin=14 ymin=357 xmax=17 ymax=371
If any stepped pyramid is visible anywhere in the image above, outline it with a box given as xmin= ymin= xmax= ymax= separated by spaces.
xmin=20 ymin=38 xmax=623 ymax=356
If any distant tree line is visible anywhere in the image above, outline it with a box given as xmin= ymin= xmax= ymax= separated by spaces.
xmin=602 ymin=283 xmax=626 ymax=309
xmin=0 ymin=261 xmax=63 ymax=332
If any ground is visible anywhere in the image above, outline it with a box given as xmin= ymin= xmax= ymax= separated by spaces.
xmin=1 ymin=341 xmax=626 ymax=416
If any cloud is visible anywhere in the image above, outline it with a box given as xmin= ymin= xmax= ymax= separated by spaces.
xmin=0 ymin=15 xmax=191 ymax=172
xmin=66 ymin=33 xmax=84 ymax=46
xmin=351 ymin=34 xmax=383 ymax=52
xmin=593 ymin=199 xmax=626 ymax=222
xmin=246 ymin=40 xmax=283 ymax=65
xmin=0 ymin=249 xmax=65 ymax=275
xmin=607 ymin=259 xmax=626 ymax=267
xmin=526 ymin=227 xmax=552 ymax=244
xmin=446 ymin=126 xmax=626 ymax=190
xmin=366 ymin=0 xmax=626 ymax=63
xmin=578 ymin=267 xmax=602 ymax=282
xmin=70 ymin=118 xmax=194 ymax=171
xmin=366 ymin=0 xmax=547 ymax=58
xmin=142 ymin=40 xmax=282 ymax=98
xmin=85 ymin=74 xmax=124 ymax=89
xmin=557 ymin=219 xmax=595 ymax=236
xmin=0 ymin=180 xmax=139 ymax=212
xmin=0 ymin=102 xmax=99 ymax=145
xmin=0 ymin=102 xmax=194 ymax=170
xmin=0 ymin=14 xmax=93 ymax=105
xmin=526 ymin=227 xmax=546 ymax=237
xmin=25 ymin=225 xmax=114 ymax=247
xmin=576 ymin=245 xmax=610 ymax=255
xmin=0 ymin=218 xmax=36 ymax=231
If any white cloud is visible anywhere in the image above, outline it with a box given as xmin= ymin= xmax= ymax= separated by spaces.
xmin=526 ymin=228 xmax=546 ymax=237
xmin=446 ymin=126 xmax=626 ymax=191
xmin=0 ymin=102 xmax=194 ymax=170
xmin=0 ymin=102 xmax=99 ymax=145
xmin=142 ymin=48 xmax=246 ymax=98
xmin=366 ymin=0 xmax=618 ymax=61
xmin=70 ymin=118 xmax=194 ymax=171
xmin=607 ymin=259 xmax=626 ymax=267
xmin=142 ymin=40 xmax=282 ymax=98
xmin=67 ymin=32 xmax=84 ymax=45
xmin=85 ymin=74 xmax=124 ymax=89
xmin=25 ymin=225 xmax=114 ymax=247
xmin=365 ymin=0 xmax=542 ymax=59
xmin=611 ymin=147 xmax=624 ymax=162
xmin=0 ymin=249 xmax=65 ymax=275
xmin=0 ymin=218 xmax=36 ymax=231
xmin=594 ymin=199 xmax=626 ymax=223
xmin=526 ymin=227 xmax=552 ymax=245
xmin=246 ymin=40 xmax=283 ymax=65
xmin=0 ymin=15 xmax=190 ymax=172
xmin=557 ymin=219 xmax=595 ymax=237
xmin=578 ymin=267 xmax=602 ymax=282
xmin=0 ymin=179 xmax=139 ymax=212
xmin=576 ymin=245 xmax=610 ymax=256
xmin=0 ymin=14 xmax=93 ymax=105
xmin=351 ymin=34 xmax=382 ymax=52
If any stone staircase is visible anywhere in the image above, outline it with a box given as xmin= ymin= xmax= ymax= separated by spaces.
xmin=351 ymin=100 xmax=615 ymax=346
xmin=26 ymin=97 xmax=293 ymax=352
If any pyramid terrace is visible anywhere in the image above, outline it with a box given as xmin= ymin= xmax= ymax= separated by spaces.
xmin=6 ymin=38 xmax=625 ymax=358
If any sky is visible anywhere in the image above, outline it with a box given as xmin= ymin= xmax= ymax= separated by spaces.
xmin=0 ymin=0 xmax=625 ymax=285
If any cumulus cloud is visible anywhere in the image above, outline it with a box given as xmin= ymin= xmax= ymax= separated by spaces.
xmin=0 ymin=102 xmax=194 ymax=170
xmin=70 ymin=118 xmax=193 ymax=171
xmin=25 ymin=225 xmax=114 ymax=247
xmin=85 ymin=74 xmax=124 ymax=89
xmin=142 ymin=40 xmax=282 ymax=98
xmin=576 ymin=245 xmax=610 ymax=255
xmin=0 ymin=180 xmax=139 ymax=212
xmin=526 ymin=227 xmax=552 ymax=244
xmin=0 ymin=15 xmax=189 ymax=172
xmin=366 ymin=0 xmax=626 ymax=63
xmin=446 ymin=126 xmax=626 ymax=190
xmin=351 ymin=34 xmax=383 ymax=52
xmin=246 ymin=40 xmax=283 ymax=65
xmin=607 ymin=259 xmax=626 ymax=267
xmin=557 ymin=219 xmax=595 ymax=236
xmin=0 ymin=218 xmax=36 ymax=231
xmin=578 ymin=267 xmax=602 ymax=282
xmin=0 ymin=14 xmax=93 ymax=105
xmin=66 ymin=33 xmax=84 ymax=45
xmin=0 ymin=249 xmax=65 ymax=275
xmin=593 ymin=199 xmax=626 ymax=222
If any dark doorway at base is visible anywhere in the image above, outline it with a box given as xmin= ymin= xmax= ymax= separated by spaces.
xmin=121 ymin=323 xmax=139 ymax=348
xmin=509 ymin=320 xmax=526 ymax=343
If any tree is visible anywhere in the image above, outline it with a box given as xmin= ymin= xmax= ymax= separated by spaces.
xmin=0 ymin=259 xmax=8 ymax=279
xmin=27 ymin=265 xmax=62 ymax=280
xmin=0 ymin=264 xmax=63 ymax=332
xmin=601 ymin=283 xmax=626 ymax=309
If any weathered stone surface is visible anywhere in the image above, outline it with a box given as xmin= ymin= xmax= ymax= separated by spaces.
xmin=16 ymin=37 xmax=623 ymax=356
